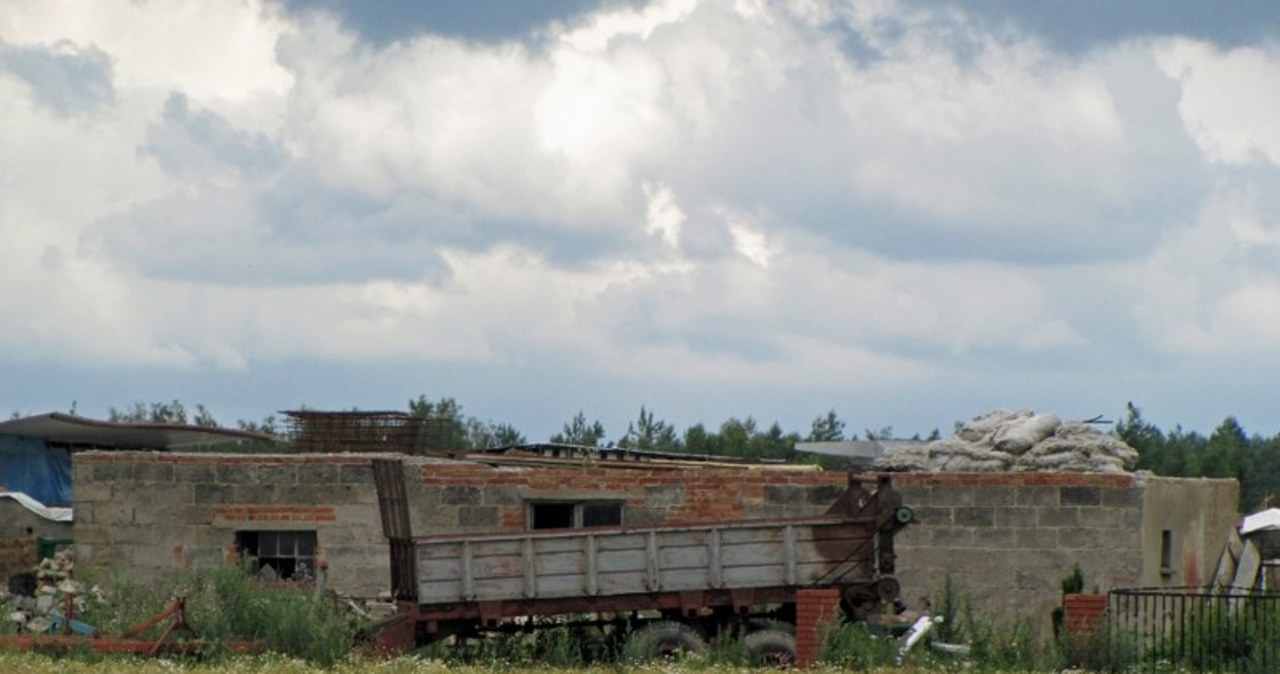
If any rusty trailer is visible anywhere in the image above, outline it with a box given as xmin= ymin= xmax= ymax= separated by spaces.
xmin=369 ymin=458 xmax=913 ymax=665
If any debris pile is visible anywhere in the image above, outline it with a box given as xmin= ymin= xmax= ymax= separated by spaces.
xmin=875 ymin=410 xmax=1139 ymax=473
xmin=4 ymin=548 xmax=99 ymax=634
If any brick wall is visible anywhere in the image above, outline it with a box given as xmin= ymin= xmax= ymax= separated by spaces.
xmin=407 ymin=458 xmax=847 ymax=534
xmin=73 ymin=451 xmax=389 ymax=596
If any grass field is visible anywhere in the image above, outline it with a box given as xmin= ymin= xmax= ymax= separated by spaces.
xmin=0 ymin=653 xmax=996 ymax=674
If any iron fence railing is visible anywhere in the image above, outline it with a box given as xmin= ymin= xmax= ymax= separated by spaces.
xmin=1101 ymin=587 xmax=1280 ymax=673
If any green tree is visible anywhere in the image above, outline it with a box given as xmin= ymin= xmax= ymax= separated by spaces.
xmin=550 ymin=412 xmax=607 ymax=447
xmin=807 ymin=410 xmax=846 ymax=442
xmin=618 ymin=406 xmax=681 ymax=453
xmin=408 ymin=395 xmax=470 ymax=451
xmin=466 ymin=419 xmax=526 ymax=449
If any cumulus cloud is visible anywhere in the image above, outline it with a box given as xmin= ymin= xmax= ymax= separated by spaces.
xmin=3 ymin=0 xmax=1280 ymax=435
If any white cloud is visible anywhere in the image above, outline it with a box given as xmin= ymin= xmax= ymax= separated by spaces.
xmin=4 ymin=0 xmax=1280 ymax=436
xmin=1157 ymin=39 xmax=1280 ymax=166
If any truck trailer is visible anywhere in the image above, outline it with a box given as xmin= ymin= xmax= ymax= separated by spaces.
xmin=368 ymin=457 xmax=913 ymax=665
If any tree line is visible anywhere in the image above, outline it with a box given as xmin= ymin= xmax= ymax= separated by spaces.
xmin=37 ymin=397 xmax=1280 ymax=511
xmin=1116 ymin=402 xmax=1280 ymax=512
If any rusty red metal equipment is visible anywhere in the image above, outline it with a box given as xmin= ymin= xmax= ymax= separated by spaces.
xmin=0 ymin=596 xmax=263 ymax=656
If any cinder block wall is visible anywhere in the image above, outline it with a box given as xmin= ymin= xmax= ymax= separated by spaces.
xmin=406 ymin=457 xmax=848 ymax=533
xmin=73 ymin=451 xmax=390 ymax=596
xmin=890 ymin=472 xmax=1238 ymax=635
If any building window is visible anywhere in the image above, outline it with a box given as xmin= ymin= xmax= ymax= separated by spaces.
xmin=528 ymin=502 xmax=623 ymax=530
xmin=236 ymin=530 xmax=317 ymax=582
xmin=1160 ymin=529 xmax=1173 ymax=575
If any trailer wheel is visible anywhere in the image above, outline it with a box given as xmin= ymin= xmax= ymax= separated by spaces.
xmin=625 ymin=620 xmax=707 ymax=661
xmin=744 ymin=628 xmax=797 ymax=667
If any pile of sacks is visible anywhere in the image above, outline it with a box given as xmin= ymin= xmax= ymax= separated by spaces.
xmin=4 ymin=548 xmax=98 ymax=634
xmin=875 ymin=410 xmax=1139 ymax=473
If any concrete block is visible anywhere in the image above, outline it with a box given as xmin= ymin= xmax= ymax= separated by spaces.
xmin=235 ymin=483 xmax=277 ymax=503
xmin=484 ymin=485 xmax=523 ymax=505
xmin=931 ymin=527 xmax=974 ymax=547
xmin=339 ymin=464 xmax=374 ymax=484
xmin=974 ymin=486 xmax=1017 ymax=507
xmin=1015 ymin=528 xmax=1058 ymax=549
xmin=95 ymin=502 xmax=135 ymax=526
xmin=1058 ymin=527 xmax=1102 ymax=550
xmin=75 ymin=482 xmax=113 ymax=503
xmin=132 ymin=483 xmax=195 ymax=506
xmin=1101 ymin=487 xmax=1141 ymax=508
xmin=806 ymin=484 xmax=844 ymax=505
xmin=298 ymin=463 xmax=341 ymax=485
xmin=995 ymin=507 xmax=1038 ymax=528
xmin=1060 ymin=486 xmax=1101 ymax=506
xmin=764 ymin=485 xmax=804 ymax=505
xmin=458 ymin=506 xmax=498 ymax=527
xmin=175 ymin=463 xmax=216 ymax=483
xmin=974 ymin=527 xmax=1017 ymax=548
xmin=443 ymin=485 xmax=481 ymax=505
xmin=92 ymin=462 xmax=132 ymax=481
xmin=954 ymin=507 xmax=996 ymax=527
xmin=626 ymin=507 xmax=666 ymax=526
xmin=1014 ymin=486 xmax=1059 ymax=507
xmin=938 ymin=486 xmax=977 ymax=507
xmin=134 ymin=461 xmax=175 ymax=483
xmin=256 ymin=464 xmax=298 ymax=486
xmin=645 ymin=484 xmax=685 ymax=507
xmin=1038 ymin=506 xmax=1079 ymax=527
xmin=216 ymin=464 xmax=254 ymax=484
xmin=910 ymin=506 xmax=953 ymax=526
xmin=194 ymin=484 xmax=234 ymax=504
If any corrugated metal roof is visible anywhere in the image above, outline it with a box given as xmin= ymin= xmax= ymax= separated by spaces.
xmin=0 ymin=413 xmax=278 ymax=450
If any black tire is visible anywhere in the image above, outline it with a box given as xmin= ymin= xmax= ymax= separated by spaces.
xmin=624 ymin=620 xmax=708 ymax=661
xmin=744 ymin=628 xmax=797 ymax=667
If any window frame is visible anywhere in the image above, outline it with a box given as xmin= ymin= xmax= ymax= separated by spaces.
xmin=526 ymin=500 xmax=623 ymax=531
xmin=234 ymin=529 xmax=318 ymax=582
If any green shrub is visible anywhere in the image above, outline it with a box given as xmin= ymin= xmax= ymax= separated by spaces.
xmin=817 ymin=619 xmax=897 ymax=669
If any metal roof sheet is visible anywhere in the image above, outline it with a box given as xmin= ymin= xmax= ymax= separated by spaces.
xmin=0 ymin=413 xmax=278 ymax=450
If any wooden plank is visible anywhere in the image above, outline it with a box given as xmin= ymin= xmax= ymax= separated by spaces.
xmin=658 ymin=545 xmax=709 ymax=570
xmin=585 ymin=535 xmax=599 ymax=596
xmin=471 ymin=556 xmax=524 ymax=580
xmin=720 ymin=542 xmax=787 ymax=567
xmin=531 ymin=537 xmax=587 ymax=554
xmin=419 ymin=543 xmax=462 ymax=561
xmin=596 ymin=549 xmax=647 ymax=573
xmin=720 ymin=565 xmax=788 ymax=588
xmin=652 ymin=531 xmax=709 ymax=548
xmin=472 ymin=577 xmax=525 ymax=601
xmin=533 ymin=550 xmax=587 ymax=575
xmin=709 ymin=529 xmax=723 ymax=589
xmin=784 ymin=525 xmax=797 ymax=586
xmin=595 ymin=534 xmax=647 ymax=552
xmin=657 ymin=568 xmax=712 ymax=592
xmin=536 ymin=574 xmax=590 ymax=598
xmin=598 ymin=571 xmax=650 ymax=595
xmin=720 ymin=528 xmax=787 ymax=545
xmin=461 ymin=541 xmax=475 ymax=599
xmin=523 ymin=538 xmax=536 ymax=598
xmin=646 ymin=531 xmax=661 ymax=591
xmin=419 ymin=558 xmax=463 ymax=581
xmin=471 ymin=540 xmax=522 ymax=558
xmin=419 ymin=579 xmax=464 ymax=603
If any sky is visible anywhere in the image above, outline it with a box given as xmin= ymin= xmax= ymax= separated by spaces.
xmin=2 ymin=0 xmax=1280 ymax=442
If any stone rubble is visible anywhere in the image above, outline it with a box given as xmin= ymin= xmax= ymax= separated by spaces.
xmin=874 ymin=410 xmax=1140 ymax=473
xmin=3 ymin=547 xmax=100 ymax=634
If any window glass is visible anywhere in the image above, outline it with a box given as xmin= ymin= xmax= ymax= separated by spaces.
xmin=530 ymin=502 xmax=575 ymax=530
xmin=582 ymin=502 xmax=622 ymax=527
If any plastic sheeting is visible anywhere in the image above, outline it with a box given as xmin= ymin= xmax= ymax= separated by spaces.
xmin=0 ymin=434 xmax=72 ymax=506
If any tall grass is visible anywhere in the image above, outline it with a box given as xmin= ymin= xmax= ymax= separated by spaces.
xmin=75 ymin=564 xmax=357 ymax=665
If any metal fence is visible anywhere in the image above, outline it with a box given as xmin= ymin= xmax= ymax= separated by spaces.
xmin=1101 ymin=587 xmax=1280 ymax=673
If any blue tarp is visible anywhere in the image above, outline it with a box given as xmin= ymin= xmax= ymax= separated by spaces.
xmin=0 ymin=434 xmax=72 ymax=506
